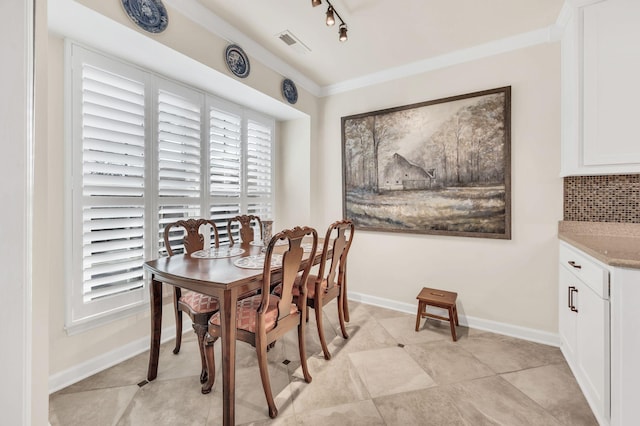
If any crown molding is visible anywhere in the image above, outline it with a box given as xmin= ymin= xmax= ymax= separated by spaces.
xmin=322 ymin=26 xmax=558 ymax=96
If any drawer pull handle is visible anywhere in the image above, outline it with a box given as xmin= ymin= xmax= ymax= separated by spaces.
xmin=568 ymin=261 xmax=582 ymax=269
xmin=569 ymin=286 xmax=578 ymax=313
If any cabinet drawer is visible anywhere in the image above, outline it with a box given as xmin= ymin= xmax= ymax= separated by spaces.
xmin=560 ymin=242 xmax=609 ymax=299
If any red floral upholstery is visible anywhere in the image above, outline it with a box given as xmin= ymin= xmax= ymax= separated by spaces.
xmin=180 ymin=290 xmax=220 ymax=313
xmin=209 ymin=294 xmax=297 ymax=333
xmin=273 ymin=274 xmax=328 ymax=299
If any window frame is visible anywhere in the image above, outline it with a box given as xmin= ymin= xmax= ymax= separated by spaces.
xmin=65 ymin=42 xmax=276 ymax=333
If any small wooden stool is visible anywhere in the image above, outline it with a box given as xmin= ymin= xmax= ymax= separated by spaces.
xmin=415 ymin=287 xmax=459 ymax=341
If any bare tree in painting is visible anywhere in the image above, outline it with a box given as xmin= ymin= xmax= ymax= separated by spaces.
xmin=343 ymin=116 xmax=375 ymax=191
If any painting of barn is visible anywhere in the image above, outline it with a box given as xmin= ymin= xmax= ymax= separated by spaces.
xmin=341 ymin=86 xmax=511 ymax=239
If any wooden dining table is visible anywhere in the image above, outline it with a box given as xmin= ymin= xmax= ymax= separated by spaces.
xmin=143 ymin=241 xmax=328 ymax=426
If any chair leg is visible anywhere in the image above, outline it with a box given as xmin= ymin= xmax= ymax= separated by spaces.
xmin=342 ymin=273 xmax=350 ymax=323
xmin=173 ymin=306 xmax=182 ymax=355
xmin=201 ymin=333 xmax=216 ymax=394
xmin=255 ymin=334 xmax=278 ymax=418
xmin=337 ymin=292 xmax=349 ymax=340
xmin=193 ymin=323 xmax=209 ymax=384
xmin=298 ymin=318 xmax=312 ymax=383
xmin=315 ymin=303 xmax=331 ymax=360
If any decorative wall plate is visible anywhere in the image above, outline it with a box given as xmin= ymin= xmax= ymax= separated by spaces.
xmin=225 ymin=44 xmax=250 ymax=78
xmin=121 ymin=0 xmax=168 ymax=34
xmin=282 ymin=78 xmax=298 ymax=104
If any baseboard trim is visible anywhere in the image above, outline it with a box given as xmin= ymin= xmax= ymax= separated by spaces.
xmin=48 ymin=319 xmax=192 ymax=394
xmin=349 ymin=291 xmax=560 ymax=347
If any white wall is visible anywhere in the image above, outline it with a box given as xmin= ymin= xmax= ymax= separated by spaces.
xmin=0 ymin=0 xmax=49 ymax=423
xmin=317 ymin=43 xmax=563 ymax=335
xmin=0 ymin=2 xmax=32 ymax=422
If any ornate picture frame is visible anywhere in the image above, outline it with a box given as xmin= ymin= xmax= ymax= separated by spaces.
xmin=341 ymin=86 xmax=511 ymax=239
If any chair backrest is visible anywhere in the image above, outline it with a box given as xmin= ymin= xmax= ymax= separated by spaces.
xmin=227 ymin=215 xmax=263 ymax=246
xmin=163 ymin=218 xmax=219 ymax=256
xmin=316 ymin=219 xmax=355 ymax=291
xmin=261 ymin=226 xmax=318 ymax=324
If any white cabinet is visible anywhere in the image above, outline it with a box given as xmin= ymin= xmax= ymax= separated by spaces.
xmin=558 ymin=242 xmax=610 ymax=424
xmin=561 ymin=0 xmax=640 ymax=176
xmin=609 ymin=267 xmax=640 ymax=426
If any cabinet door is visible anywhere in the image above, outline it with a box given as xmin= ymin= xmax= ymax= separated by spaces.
xmin=582 ymin=0 xmax=640 ymax=170
xmin=558 ymin=266 xmax=578 ymax=361
xmin=575 ymin=278 xmax=611 ymax=421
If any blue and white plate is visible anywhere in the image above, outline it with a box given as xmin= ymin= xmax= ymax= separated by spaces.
xmin=225 ymin=45 xmax=250 ymax=79
xmin=282 ymin=78 xmax=298 ymax=104
xmin=121 ymin=0 xmax=168 ymax=34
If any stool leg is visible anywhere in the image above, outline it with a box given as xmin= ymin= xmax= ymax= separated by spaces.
xmin=415 ymin=302 xmax=424 ymax=331
xmin=448 ymin=306 xmax=457 ymax=342
xmin=453 ymin=304 xmax=459 ymax=326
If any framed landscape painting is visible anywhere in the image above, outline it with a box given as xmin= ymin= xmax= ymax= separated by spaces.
xmin=341 ymin=86 xmax=511 ymax=239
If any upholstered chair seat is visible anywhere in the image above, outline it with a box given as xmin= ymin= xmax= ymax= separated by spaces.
xmin=209 ymin=295 xmax=297 ymax=333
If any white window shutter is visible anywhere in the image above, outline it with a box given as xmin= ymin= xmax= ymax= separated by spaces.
xmin=69 ymin=48 xmax=149 ymax=329
xmin=246 ymin=114 xmax=274 ymax=219
xmin=209 ymin=107 xmax=242 ymax=197
xmin=246 ymin=118 xmax=272 ymax=196
xmin=158 ymin=89 xmax=202 ymax=198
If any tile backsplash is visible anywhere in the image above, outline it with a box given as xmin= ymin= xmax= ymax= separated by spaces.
xmin=564 ymin=174 xmax=640 ymax=223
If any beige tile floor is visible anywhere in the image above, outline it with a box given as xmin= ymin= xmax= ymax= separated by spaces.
xmin=49 ymin=301 xmax=598 ymax=426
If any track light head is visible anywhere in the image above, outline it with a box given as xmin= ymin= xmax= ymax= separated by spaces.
xmin=339 ymin=24 xmax=348 ymax=42
xmin=313 ymin=0 xmax=348 ymax=42
xmin=326 ymin=6 xmax=335 ymax=26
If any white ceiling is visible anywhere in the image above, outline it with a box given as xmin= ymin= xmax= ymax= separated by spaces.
xmin=191 ymin=0 xmax=565 ymax=88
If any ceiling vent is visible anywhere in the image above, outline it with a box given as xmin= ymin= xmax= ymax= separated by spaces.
xmin=276 ymin=30 xmax=311 ymax=54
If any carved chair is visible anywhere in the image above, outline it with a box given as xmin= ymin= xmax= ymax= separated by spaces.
xmin=274 ymin=219 xmax=354 ymax=360
xmin=227 ymin=214 xmax=263 ymax=246
xmin=164 ymin=218 xmax=220 ymax=384
xmin=201 ymin=226 xmax=318 ymax=419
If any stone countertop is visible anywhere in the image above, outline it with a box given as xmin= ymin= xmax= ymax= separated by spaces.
xmin=558 ymin=221 xmax=640 ymax=269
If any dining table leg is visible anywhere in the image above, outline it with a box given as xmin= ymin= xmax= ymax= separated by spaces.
xmin=147 ymin=277 xmax=163 ymax=381
xmin=220 ymin=287 xmax=239 ymax=426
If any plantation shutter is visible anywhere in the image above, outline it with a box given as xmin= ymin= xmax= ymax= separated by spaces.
xmin=157 ymin=89 xmax=201 ymax=198
xmin=70 ymin=49 xmax=149 ymax=328
xmin=209 ymin=107 xmax=242 ymax=198
xmin=209 ymin=103 xmax=242 ymax=242
xmin=246 ymin=114 xmax=274 ymax=219
xmin=156 ymin=82 xmax=204 ymax=255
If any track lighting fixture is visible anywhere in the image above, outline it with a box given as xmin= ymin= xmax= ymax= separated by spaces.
xmin=325 ymin=6 xmax=335 ymax=26
xmin=313 ymin=0 xmax=348 ymax=42
xmin=339 ymin=24 xmax=348 ymax=42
